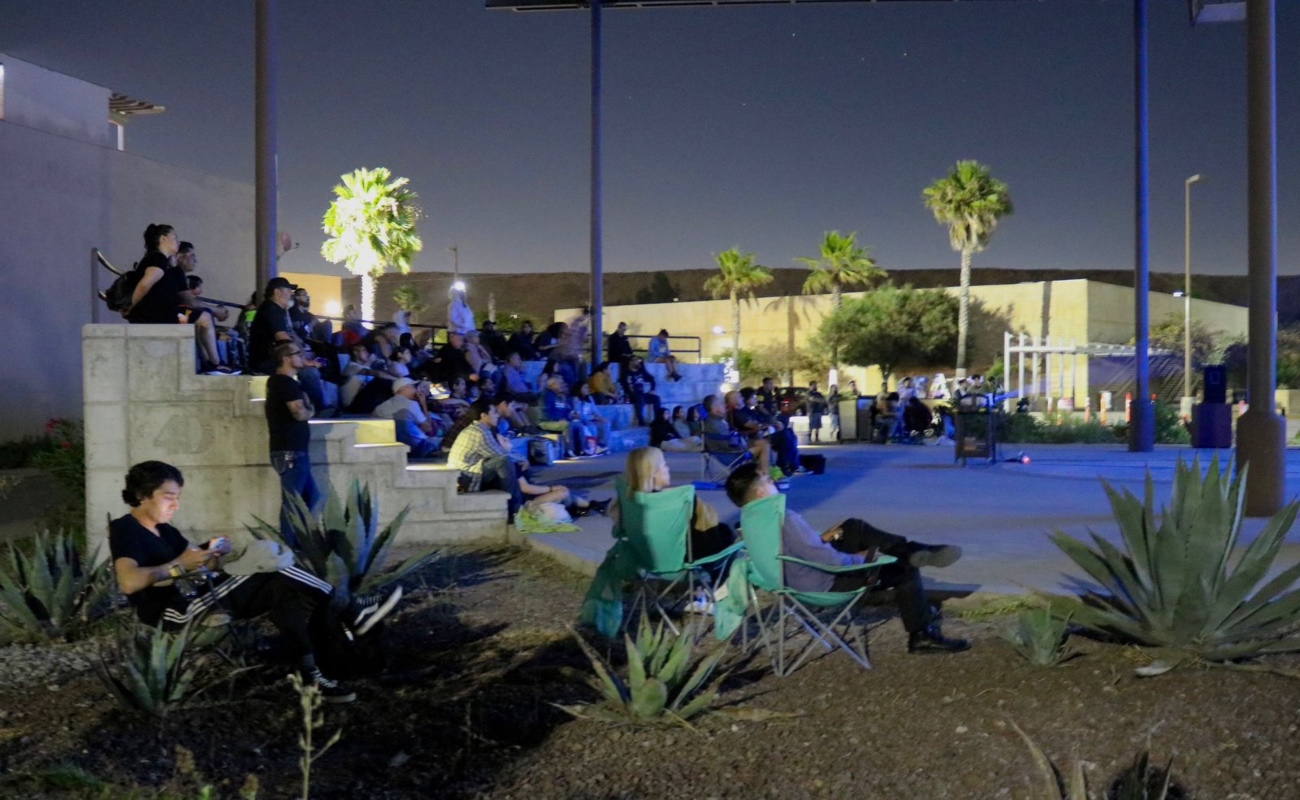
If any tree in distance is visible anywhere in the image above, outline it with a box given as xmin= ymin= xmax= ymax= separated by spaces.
xmin=321 ymin=167 xmax=423 ymax=322
xmin=634 ymin=272 xmax=682 ymax=305
xmin=818 ymin=284 xmax=958 ymax=384
xmin=704 ymin=248 xmax=773 ymax=383
xmin=923 ymin=160 xmax=1013 ymax=378
xmin=798 ymin=230 xmax=885 ymax=374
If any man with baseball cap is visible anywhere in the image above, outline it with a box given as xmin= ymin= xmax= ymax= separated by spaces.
xmin=250 ymin=277 xmax=332 ymax=416
xmin=372 ymin=378 xmax=440 ymax=457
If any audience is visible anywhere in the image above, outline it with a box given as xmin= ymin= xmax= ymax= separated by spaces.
xmin=619 ymin=355 xmax=661 ymax=427
xmin=500 ymin=352 xmax=539 ymax=403
xmin=806 ymin=380 xmax=827 ymax=443
xmin=447 ymin=399 xmax=526 ymax=522
xmin=289 ymin=288 xmax=316 ymax=342
xmin=702 ymin=394 xmax=770 ymax=467
xmin=339 ymin=304 xmax=368 ymax=348
xmin=533 ymin=322 xmax=565 ymax=362
xmin=372 ymin=378 xmax=440 ymax=457
xmin=540 ymin=376 xmax=580 ymax=458
xmin=725 ymin=462 xmax=969 ymax=654
xmin=736 ymin=388 xmax=800 ymax=475
xmin=606 ymin=321 xmax=634 ymax=368
xmin=464 ymin=330 xmax=497 ymax=377
xmin=127 ymin=224 xmax=187 ymax=324
xmin=339 ymin=342 xmax=396 ymax=412
xmin=647 ymin=329 xmax=684 ymax=382
xmin=507 ymin=320 xmax=539 ymax=361
xmin=588 ymin=361 xmax=621 ymax=404
xmin=570 ymin=381 xmax=611 ymax=455
xmin=651 ymin=407 xmax=702 ymax=452
xmin=427 ymin=331 xmax=474 ymax=387
xmin=249 ymin=277 xmax=332 ymax=415
xmin=518 ymin=464 xmax=610 ymax=519
xmin=480 ymin=320 xmax=509 ymax=362
xmin=264 ymin=342 xmax=319 ymax=543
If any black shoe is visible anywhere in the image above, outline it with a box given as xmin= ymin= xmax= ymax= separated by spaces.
xmin=587 ymin=498 xmax=611 ymax=516
xmin=907 ymin=626 xmax=970 ymax=654
xmin=306 ymin=667 xmax=356 ymax=704
xmin=344 ymin=586 xmax=403 ymax=637
xmin=909 ymin=545 xmax=962 ymax=569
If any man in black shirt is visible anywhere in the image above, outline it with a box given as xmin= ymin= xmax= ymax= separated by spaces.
xmin=289 ymin=288 xmax=316 ymax=341
xmin=110 ymin=461 xmax=406 ymax=703
xmin=606 ymin=321 xmax=633 ymax=368
xmin=480 ymin=320 xmax=509 ymax=362
xmin=507 ymin=320 xmax=539 ymax=361
xmin=251 ymin=277 xmax=332 ymax=414
xmin=619 ymin=355 xmax=661 ymax=426
xmin=267 ymin=342 xmax=317 ymax=544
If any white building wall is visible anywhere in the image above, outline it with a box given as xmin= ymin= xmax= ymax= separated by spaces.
xmin=0 ymin=54 xmax=112 ymax=147
xmin=0 ymin=118 xmax=254 ymax=436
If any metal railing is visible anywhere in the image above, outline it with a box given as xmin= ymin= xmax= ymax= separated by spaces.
xmin=623 ymin=333 xmax=703 ymax=364
xmin=92 ymin=248 xmax=244 ymax=311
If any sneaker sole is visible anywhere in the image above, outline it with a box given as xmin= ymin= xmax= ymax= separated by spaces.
xmin=355 ymin=585 xmax=403 ymax=637
xmin=910 ymin=546 xmax=962 ymax=569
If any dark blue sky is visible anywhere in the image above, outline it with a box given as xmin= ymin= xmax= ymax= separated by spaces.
xmin=3 ymin=1 xmax=1296 ymax=277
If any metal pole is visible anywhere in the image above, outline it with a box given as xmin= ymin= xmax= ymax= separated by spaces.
xmin=1018 ymin=332 xmax=1026 ymax=405
xmin=1238 ymin=0 xmax=1285 ymax=515
xmin=449 ymin=245 xmax=459 ymax=284
xmin=254 ymin=0 xmax=278 ymax=293
xmin=1130 ymin=0 xmax=1154 ymax=452
xmin=1183 ymin=175 xmax=1201 ymax=402
xmin=1003 ymin=331 xmax=1012 ymax=412
xmin=1031 ymin=334 xmax=1039 ymax=401
xmin=588 ymin=0 xmax=605 ymax=366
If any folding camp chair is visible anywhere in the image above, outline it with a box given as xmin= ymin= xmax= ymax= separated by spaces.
xmin=614 ymin=477 xmax=743 ymax=636
xmin=698 ymin=447 xmax=751 ymax=487
xmin=740 ymin=493 xmax=896 ymax=676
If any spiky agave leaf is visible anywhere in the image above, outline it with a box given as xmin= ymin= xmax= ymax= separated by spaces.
xmin=571 ymin=629 xmax=628 ymax=705
xmin=1010 ymin=721 xmax=1066 ymax=799
xmin=630 ymin=677 xmax=668 ymax=719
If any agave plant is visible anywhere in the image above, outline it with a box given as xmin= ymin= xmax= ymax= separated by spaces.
xmin=0 ymin=530 xmax=113 ymax=643
xmin=248 ymin=481 xmax=434 ymax=606
xmin=1006 ymin=608 xmax=1077 ymax=667
xmin=1047 ymin=456 xmax=1300 ymax=668
xmin=95 ymin=624 xmax=200 ymax=717
xmin=1013 ymin=721 xmax=1175 ymax=800
xmin=564 ymin=617 xmax=728 ymax=724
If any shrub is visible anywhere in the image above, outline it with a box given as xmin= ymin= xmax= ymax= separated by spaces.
xmin=0 ymin=434 xmax=55 ymax=470
xmin=1153 ymin=401 xmax=1190 ymax=444
xmin=999 ymin=412 xmax=1122 ymax=444
xmin=564 ymin=617 xmax=727 ymax=724
xmin=95 ymin=624 xmax=200 ymax=717
xmin=0 ymin=531 xmax=113 ymax=643
xmin=1046 ymin=456 xmax=1300 ymax=670
xmin=1005 ymin=607 xmax=1076 ymax=667
xmin=1013 ymin=721 xmax=1179 ymax=799
xmin=248 ymin=481 xmax=434 ymax=607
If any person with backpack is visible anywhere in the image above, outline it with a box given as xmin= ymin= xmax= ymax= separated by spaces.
xmin=126 ymin=224 xmax=187 ymax=324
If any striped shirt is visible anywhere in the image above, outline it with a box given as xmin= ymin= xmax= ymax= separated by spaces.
xmin=447 ymin=421 xmax=511 ymax=491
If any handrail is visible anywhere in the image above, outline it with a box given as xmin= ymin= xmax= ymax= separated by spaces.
xmin=623 ymin=333 xmax=703 ymax=364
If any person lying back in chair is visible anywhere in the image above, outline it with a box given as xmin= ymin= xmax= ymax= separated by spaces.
xmin=724 ymin=462 xmax=970 ymax=654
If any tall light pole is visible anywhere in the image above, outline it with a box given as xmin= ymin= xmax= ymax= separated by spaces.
xmin=1183 ymin=174 xmax=1202 ymax=408
xmin=254 ymin=0 xmax=278 ymax=293
xmin=448 ymin=245 xmax=459 ymax=284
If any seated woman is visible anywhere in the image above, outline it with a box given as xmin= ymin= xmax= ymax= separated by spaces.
xmin=570 ymin=380 xmax=611 ymax=455
xmin=614 ymin=447 xmax=736 ymax=578
xmin=435 ymin=375 xmax=472 ymax=422
xmin=650 ymin=406 xmax=702 ymax=452
xmin=536 ymin=358 xmax=561 ymax=395
xmin=108 ymin=461 xmax=403 ymax=703
xmin=588 ymin=361 xmax=621 ymax=404
xmin=683 ymin=404 xmax=704 ymax=437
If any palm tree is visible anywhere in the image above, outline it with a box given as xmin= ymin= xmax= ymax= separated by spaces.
xmin=922 ymin=160 xmax=1013 ymax=377
xmin=798 ymin=230 xmax=885 ymax=373
xmin=321 ymin=167 xmax=423 ymax=322
xmin=704 ymin=248 xmax=773 ymax=382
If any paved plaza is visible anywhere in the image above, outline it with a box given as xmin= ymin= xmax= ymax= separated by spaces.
xmin=527 ymin=442 xmax=1300 ymax=597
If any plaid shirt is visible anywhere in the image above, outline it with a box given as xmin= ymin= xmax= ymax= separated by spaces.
xmin=447 ymin=421 xmax=511 ymax=491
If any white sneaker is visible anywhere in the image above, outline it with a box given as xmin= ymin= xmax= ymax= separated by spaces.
xmin=685 ymin=594 xmax=715 ymax=615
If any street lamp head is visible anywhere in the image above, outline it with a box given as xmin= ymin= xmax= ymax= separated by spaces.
xmin=1172 ymin=291 xmax=1185 ymax=297
xmin=1187 ymin=174 xmax=1203 ymax=185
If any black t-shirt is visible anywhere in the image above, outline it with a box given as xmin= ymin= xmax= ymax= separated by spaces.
xmin=108 ymin=514 xmax=190 ymax=626
xmin=130 ymin=251 xmax=188 ymax=324
xmin=266 ymin=373 xmax=310 ymax=452
xmin=250 ymin=300 xmax=294 ymax=370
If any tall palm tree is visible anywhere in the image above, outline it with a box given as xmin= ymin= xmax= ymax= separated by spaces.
xmin=798 ymin=230 xmax=885 ymax=373
xmin=922 ymin=160 xmax=1013 ymax=377
xmin=321 ymin=167 xmax=423 ymax=322
xmin=704 ymin=248 xmax=773 ymax=382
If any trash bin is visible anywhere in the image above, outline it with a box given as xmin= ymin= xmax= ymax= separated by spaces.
xmin=954 ymin=396 xmax=999 ymax=465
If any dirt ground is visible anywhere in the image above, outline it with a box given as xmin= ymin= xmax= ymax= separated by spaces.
xmin=1 ymin=544 xmax=1298 ymax=800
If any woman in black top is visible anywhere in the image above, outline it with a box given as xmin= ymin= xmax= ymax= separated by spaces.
xmin=108 ymin=461 xmax=403 ymax=704
xmin=128 ymin=224 xmax=188 ymax=324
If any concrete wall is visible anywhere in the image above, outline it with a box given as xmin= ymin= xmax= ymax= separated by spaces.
xmin=0 ymin=118 xmax=253 ymax=436
xmin=0 ymin=54 xmax=112 ymax=147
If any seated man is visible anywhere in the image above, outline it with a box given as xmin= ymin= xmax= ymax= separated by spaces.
xmin=448 ymin=399 xmax=526 ymax=522
xmin=619 ymin=355 xmax=661 ymax=427
xmin=372 ymin=378 xmax=440 ymax=458
xmin=423 ymin=331 xmax=474 ymax=387
xmin=736 ymin=388 xmax=800 ymax=475
xmin=479 ymin=319 xmax=510 ymax=362
xmin=647 ymin=329 xmax=683 ymax=382
xmin=507 ymin=320 xmax=539 ymax=361
xmin=873 ymin=392 xmax=901 ymax=443
xmin=110 ymin=461 xmax=402 ymax=703
xmin=443 ymin=392 xmax=518 ymax=452
xmin=340 ymin=342 xmax=398 ymax=413
xmin=540 ymin=375 xmax=580 ymax=458
xmin=500 ymin=351 xmax=539 ymax=403
xmin=701 ymin=393 xmax=770 ymax=468
xmin=249 ymin=277 xmax=332 ymax=414
xmin=724 ymin=461 xmax=969 ymax=654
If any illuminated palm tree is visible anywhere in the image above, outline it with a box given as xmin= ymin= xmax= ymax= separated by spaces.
xmin=923 ymin=160 xmax=1013 ymax=376
xmin=321 ymin=167 xmax=423 ymax=322
xmin=704 ymin=248 xmax=773 ymax=382
xmin=798 ymin=230 xmax=885 ymax=372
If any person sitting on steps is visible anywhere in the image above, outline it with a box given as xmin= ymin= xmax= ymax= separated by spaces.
xmin=109 ymin=461 xmax=403 ymax=704
xmin=724 ymin=461 xmax=970 ymax=655
xmin=648 ymin=329 xmax=683 ymax=382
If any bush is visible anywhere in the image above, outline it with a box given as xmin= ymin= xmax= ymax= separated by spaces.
xmin=0 ymin=434 xmax=55 ymax=470
xmin=999 ymin=412 xmax=1122 ymax=444
xmin=1046 ymin=456 xmax=1300 ymax=671
xmin=1005 ymin=607 xmax=1076 ymax=667
xmin=95 ymin=624 xmax=201 ymax=718
xmin=0 ymin=530 xmax=113 ymax=643
xmin=1013 ymin=721 xmax=1180 ymax=799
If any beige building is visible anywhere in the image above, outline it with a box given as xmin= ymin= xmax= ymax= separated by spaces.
xmin=560 ymin=279 xmax=1248 ymax=406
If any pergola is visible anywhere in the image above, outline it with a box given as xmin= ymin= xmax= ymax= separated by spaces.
xmin=470 ymin=0 xmax=1283 ymax=513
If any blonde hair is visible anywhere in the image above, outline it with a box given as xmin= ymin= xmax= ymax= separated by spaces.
xmin=624 ymin=446 xmax=665 ymax=494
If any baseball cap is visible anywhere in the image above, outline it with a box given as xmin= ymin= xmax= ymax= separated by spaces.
xmin=266 ymin=276 xmax=298 ymax=292
xmin=391 ymin=378 xmax=416 ymax=394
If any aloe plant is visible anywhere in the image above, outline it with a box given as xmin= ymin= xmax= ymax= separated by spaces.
xmin=565 ymin=617 xmax=728 ymax=724
xmin=248 ymin=481 xmax=435 ymax=606
xmin=0 ymin=530 xmax=113 ymax=643
xmin=1013 ymin=721 xmax=1174 ymax=799
xmin=95 ymin=624 xmax=200 ymax=717
xmin=1006 ymin=608 xmax=1077 ymax=667
xmin=1047 ymin=456 xmax=1300 ymax=667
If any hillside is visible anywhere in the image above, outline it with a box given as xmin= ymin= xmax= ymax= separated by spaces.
xmin=349 ymin=267 xmax=1295 ymax=331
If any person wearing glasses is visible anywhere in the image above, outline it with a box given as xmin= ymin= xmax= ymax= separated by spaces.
xmin=266 ymin=342 xmax=318 ymax=544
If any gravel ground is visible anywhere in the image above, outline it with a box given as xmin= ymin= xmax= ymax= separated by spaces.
xmin=1 ymin=545 xmax=1298 ymax=799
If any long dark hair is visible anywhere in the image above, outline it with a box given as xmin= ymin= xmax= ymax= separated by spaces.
xmin=122 ymin=461 xmax=184 ymax=506
xmin=143 ymin=223 xmax=174 ymax=251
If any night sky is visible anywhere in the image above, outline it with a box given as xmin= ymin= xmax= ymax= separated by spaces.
xmin=2 ymin=1 xmax=1296 ymax=278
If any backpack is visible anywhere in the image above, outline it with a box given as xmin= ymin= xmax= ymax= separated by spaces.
xmin=104 ymin=263 xmax=143 ymax=312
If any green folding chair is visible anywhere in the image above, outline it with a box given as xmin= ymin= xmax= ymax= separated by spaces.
xmin=740 ymin=493 xmax=896 ymax=676
xmin=614 ymin=477 xmax=743 ymax=636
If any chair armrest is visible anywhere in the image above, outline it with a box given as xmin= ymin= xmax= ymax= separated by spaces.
xmin=777 ymin=554 xmax=897 ymax=574
xmin=686 ymin=540 xmax=744 ymax=568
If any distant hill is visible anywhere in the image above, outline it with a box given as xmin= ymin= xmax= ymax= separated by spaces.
xmin=352 ymin=267 xmax=1294 ymax=330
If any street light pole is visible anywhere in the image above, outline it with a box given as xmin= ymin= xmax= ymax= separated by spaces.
xmin=1183 ymin=174 xmax=1202 ymax=407
xmin=448 ymin=245 xmax=459 ymax=284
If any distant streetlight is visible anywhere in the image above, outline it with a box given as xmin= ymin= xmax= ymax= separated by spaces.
xmin=1183 ymin=174 xmax=1203 ymax=409
xmin=448 ymin=245 xmax=460 ymax=283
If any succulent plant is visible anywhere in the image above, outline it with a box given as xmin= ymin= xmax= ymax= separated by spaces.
xmin=1006 ymin=607 xmax=1077 ymax=667
xmin=1046 ymin=456 xmax=1300 ymax=669
xmin=95 ymin=624 xmax=199 ymax=718
xmin=1013 ymin=721 xmax=1176 ymax=800
xmin=0 ymin=530 xmax=113 ymax=643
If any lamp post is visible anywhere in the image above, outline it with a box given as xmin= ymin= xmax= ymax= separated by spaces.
xmin=448 ymin=245 xmax=459 ymax=284
xmin=1183 ymin=174 xmax=1202 ymax=415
